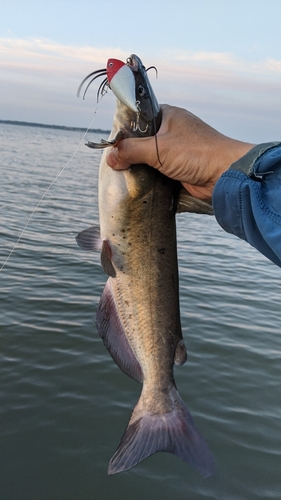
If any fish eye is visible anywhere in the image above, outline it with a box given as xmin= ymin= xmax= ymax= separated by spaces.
xmin=108 ymin=62 xmax=113 ymax=67
xmin=138 ymin=85 xmax=146 ymax=96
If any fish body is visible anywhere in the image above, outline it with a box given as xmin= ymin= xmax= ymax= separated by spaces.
xmin=77 ymin=55 xmax=215 ymax=477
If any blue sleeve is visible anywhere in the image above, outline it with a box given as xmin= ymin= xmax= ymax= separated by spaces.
xmin=212 ymin=142 xmax=281 ymax=267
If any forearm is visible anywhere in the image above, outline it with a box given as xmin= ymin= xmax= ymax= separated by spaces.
xmin=213 ymin=142 xmax=281 ymax=267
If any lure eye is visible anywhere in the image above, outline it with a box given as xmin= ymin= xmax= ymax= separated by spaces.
xmin=108 ymin=62 xmax=113 ymax=67
xmin=138 ymin=85 xmax=146 ymax=96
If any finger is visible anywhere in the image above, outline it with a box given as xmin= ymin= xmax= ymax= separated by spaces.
xmin=106 ymin=146 xmax=130 ymax=170
xmin=106 ymin=136 xmax=156 ymax=170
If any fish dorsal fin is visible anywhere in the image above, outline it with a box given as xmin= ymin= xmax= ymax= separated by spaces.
xmin=86 ymin=139 xmax=117 ymax=149
xmin=96 ymin=279 xmax=143 ymax=383
xmin=177 ymin=188 xmax=214 ymax=215
xmin=76 ymin=226 xmax=101 ymax=251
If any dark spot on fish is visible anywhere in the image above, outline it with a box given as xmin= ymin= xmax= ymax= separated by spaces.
xmin=157 ymin=248 xmax=166 ymax=254
xmin=143 ymin=201 xmax=147 ymax=204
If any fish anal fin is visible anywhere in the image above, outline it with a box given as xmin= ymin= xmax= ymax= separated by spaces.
xmin=174 ymin=339 xmax=188 ymax=366
xmin=76 ymin=226 xmax=101 ymax=251
xmin=108 ymin=385 xmax=215 ymax=478
xmin=96 ymin=279 xmax=143 ymax=383
xmin=101 ymin=240 xmax=116 ymax=277
xmin=177 ymin=188 xmax=214 ymax=215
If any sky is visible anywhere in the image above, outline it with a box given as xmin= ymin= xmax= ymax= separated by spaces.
xmin=1 ymin=0 xmax=281 ymax=143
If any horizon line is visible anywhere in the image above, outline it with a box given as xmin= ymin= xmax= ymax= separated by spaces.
xmin=0 ymin=119 xmax=110 ymax=134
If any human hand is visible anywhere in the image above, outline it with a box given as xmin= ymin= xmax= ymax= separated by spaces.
xmin=106 ymin=104 xmax=255 ymax=200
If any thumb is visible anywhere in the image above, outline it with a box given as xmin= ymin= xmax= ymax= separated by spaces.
xmin=106 ymin=136 xmax=155 ymax=170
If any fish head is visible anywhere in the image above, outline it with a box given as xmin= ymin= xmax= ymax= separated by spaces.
xmin=106 ymin=54 xmax=161 ymax=136
xmin=126 ymin=54 xmax=160 ymax=130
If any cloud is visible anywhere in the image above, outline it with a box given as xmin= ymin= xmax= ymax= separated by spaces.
xmin=162 ymin=48 xmax=281 ymax=77
xmin=0 ymin=37 xmax=280 ymax=142
xmin=170 ymin=50 xmax=238 ymax=66
xmin=0 ymin=37 xmax=128 ymax=78
xmin=265 ymin=58 xmax=281 ymax=74
xmin=3 ymin=37 xmax=281 ymax=85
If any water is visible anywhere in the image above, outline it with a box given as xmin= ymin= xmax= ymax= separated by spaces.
xmin=1 ymin=122 xmax=281 ymax=500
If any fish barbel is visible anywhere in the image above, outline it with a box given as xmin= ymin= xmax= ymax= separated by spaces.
xmin=76 ymin=54 xmax=215 ymax=477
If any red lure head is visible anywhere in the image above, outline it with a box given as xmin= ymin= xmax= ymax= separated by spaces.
xmin=106 ymin=59 xmax=125 ymax=84
xmin=106 ymin=58 xmax=138 ymax=113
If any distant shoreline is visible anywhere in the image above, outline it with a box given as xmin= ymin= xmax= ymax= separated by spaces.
xmin=0 ymin=119 xmax=110 ymax=134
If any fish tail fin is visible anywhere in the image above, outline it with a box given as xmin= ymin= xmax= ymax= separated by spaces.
xmin=108 ymin=386 xmax=215 ymax=478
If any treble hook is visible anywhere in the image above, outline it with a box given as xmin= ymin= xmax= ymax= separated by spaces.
xmin=130 ymin=101 xmax=149 ymax=133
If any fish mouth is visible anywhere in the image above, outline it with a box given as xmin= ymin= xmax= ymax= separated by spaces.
xmin=76 ymin=55 xmax=141 ymax=103
xmin=77 ymin=58 xmax=138 ymax=109
xmin=77 ymin=54 xmax=158 ymax=107
xmin=77 ymin=54 xmax=161 ymax=136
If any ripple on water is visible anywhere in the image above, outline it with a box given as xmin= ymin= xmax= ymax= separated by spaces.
xmin=1 ymin=124 xmax=281 ymax=500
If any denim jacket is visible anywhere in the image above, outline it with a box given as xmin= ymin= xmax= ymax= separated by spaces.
xmin=213 ymin=142 xmax=281 ymax=267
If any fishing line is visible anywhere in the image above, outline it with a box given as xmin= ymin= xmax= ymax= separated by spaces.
xmin=154 ymin=131 xmax=163 ymax=168
xmin=0 ymin=107 xmax=100 ymax=273
xmin=146 ymin=67 xmax=163 ymax=169
xmin=148 ymin=94 xmax=163 ymax=169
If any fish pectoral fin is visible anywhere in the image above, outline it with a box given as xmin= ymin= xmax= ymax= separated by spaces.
xmin=101 ymin=240 xmax=116 ymax=278
xmin=86 ymin=130 xmax=127 ymax=149
xmin=76 ymin=229 xmax=116 ymax=277
xmin=76 ymin=225 xmax=101 ymax=251
xmin=177 ymin=187 xmax=214 ymax=215
xmin=96 ymin=279 xmax=143 ymax=383
xmin=108 ymin=385 xmax=216 ymax=478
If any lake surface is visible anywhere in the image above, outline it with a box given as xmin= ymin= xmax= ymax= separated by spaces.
xmin=1 ymin=122 xmax=281 ymax=500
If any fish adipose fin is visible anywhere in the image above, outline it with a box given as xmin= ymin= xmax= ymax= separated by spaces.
xmin=108 ymin=385 xmax=215 ymax=478
xmin=177 ymin=188 xmax=214 ymax=215
xmin=96 ymin=279 xmax=143 ymax=383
